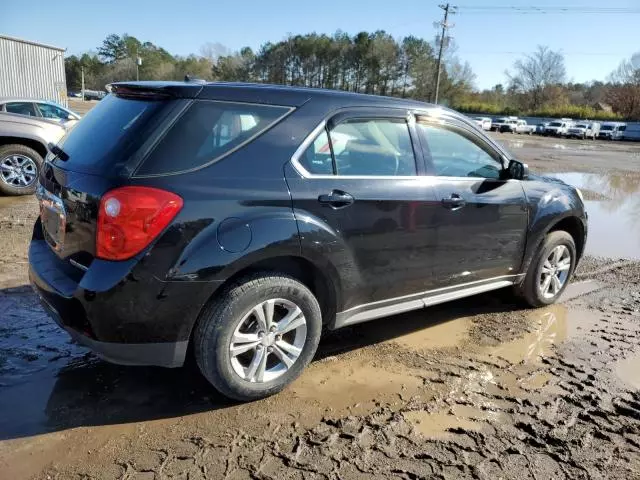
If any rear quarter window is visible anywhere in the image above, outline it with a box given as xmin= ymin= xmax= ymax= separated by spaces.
xmin=136 ymin=101 xmax=291 ymax=176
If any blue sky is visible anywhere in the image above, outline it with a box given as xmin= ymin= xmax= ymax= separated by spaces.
xmin=2 ymin=0 xmax=639 ymax=89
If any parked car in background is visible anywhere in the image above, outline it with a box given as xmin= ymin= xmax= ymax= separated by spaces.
xmin=0 ymin=98 xmax=81 ymax=127
xmin=83 ymin=90 xmax=107 ymax=101
xmin=29 ymin=81 xmax=587 ymax=401
xmin=567 ymin=122 xmax=600 ymax=140
xmin=490 ymin=116 xmax=517 ymax=132
xmin=544 ymin=120 xmax=572 ymax=137
xmin=535 ymin=122 xmax=549 ymax=134
xmin=598 ymin=122 xmax=627 ymax=140
xmin=473 ymin=117 xmax=492 ymax=131
xmin=0 ymin=112 xmax=66 ymax=195
xmin=501 ymin=119 xmax=535 ymax=135
xmin=622 ymin=123 xmax=640 ymax=141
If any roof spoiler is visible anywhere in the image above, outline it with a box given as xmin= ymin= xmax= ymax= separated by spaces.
xmin=108 ymin=81 xmax=204 ymax=99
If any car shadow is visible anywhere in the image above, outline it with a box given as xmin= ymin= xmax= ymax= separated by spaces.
xmin=0 ymin=284 xmax=525 ymax=441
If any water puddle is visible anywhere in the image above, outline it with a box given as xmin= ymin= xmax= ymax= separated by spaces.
xmin=404 ymin=407 xmax=485 ymax=439
xmin=289 ymin=359 xmax=424 ymax=415
xmin=547 ymin=172 xmax=640 ymax=259
xmin=382 ymin=317 xmax=471 ymax=351
xmin=488 ymin=307 xmax=568 ymax=364
xmin=615 ymin=353 xmax=640 ymax=390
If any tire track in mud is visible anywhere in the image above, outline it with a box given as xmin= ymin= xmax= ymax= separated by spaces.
xmin=37 ymin=267 xmax=640 ymax=480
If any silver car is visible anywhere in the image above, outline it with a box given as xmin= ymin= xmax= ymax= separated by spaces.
xmin=0 ymin=98 xmax=81 ymax=128
xmin=0 ymin=112 xmax=67 ymax=195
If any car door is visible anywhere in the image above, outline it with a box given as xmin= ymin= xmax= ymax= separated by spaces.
xmin=285 ymin=108 xmax=441 ymax=312
xmin=415 ymin=115 xmax=528 ymax=288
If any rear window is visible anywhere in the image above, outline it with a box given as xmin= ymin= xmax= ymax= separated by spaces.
xmin=54 ymin=95 xmax=168 ymax=174
xmin=136 ymin=101 xmax=291 ymax=176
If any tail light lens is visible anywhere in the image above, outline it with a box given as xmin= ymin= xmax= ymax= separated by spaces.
xmin=97 ymin=186 xmax=183 ymax=261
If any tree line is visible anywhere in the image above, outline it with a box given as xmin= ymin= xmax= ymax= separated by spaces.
xmin=65 ymin=33 xmax=640 ymax=120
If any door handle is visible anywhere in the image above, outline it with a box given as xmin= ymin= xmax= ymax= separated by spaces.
xmin=318 ymin=190 xmax=354 ymax=209
xmin=441 ymin=193 xmax=466 ymax=210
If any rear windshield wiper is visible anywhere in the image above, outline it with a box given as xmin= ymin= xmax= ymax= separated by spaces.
xmin=48 ymin=143 xmax=69 ymax=162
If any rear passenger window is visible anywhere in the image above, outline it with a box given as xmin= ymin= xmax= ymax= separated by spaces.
xmin=298 ymin=119 xmax=417 ymax=177
xmin=137 ymin=101 xmax=290 ymax=175
xmin=6 ymin=102 xmax=37 ymax=116
xmin=332 ymin=120 xmax=416 ymax=176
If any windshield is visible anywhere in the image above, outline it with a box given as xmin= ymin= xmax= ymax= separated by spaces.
xmin=549 ymin=122 xmax=562 ymax=127
xmin=601 ymin=125 xmax=614 ymax=131
xmin=574 ymin=124 xmax=587 ymax=128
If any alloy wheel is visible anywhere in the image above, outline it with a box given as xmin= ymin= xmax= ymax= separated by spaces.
xmin=0 ymin=154 xmax=38 ymax=188
xmin=538 ymin=245 xmax=572 ymax=299
xmin=229 ymin=298 xmax=307 ymax=383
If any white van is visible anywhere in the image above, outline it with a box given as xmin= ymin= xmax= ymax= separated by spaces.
xmin=598 ymin=122 xmax=627 ymax=140
xmin=567 ymin=122 xmax=601 ymax=140
xmin=544 ymin=120 xmax=571 ymax=137
xmin=622 ymin=123 xmax=640 ymax=141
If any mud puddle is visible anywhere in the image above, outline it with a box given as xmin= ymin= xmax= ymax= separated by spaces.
xmin=616 ymin=353 xmax=640 ymax=390
xmin=549 ymin=171 xmax=640 ymax=259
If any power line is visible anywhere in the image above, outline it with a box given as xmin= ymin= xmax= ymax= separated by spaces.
xmin=434 ymin=3 xmax=457 ymax=105
xmin=459 ymin=51 xmax=618 ymax=56
xmin=457 ymin=5 xmax=640 ymax=14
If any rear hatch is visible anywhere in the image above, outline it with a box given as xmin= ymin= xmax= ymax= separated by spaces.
xmin=38 ymin=87 xmax=191 ymax=268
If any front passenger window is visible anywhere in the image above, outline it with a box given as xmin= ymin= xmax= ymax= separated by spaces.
xmin=418 ymin=122 xmax=502 ymax=179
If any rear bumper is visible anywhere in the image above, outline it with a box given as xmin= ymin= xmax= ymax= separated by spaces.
xmin=34 ymin=288 xmax=187 ymax=367
xmin=28 ymin=231 xmax=216 ymax=367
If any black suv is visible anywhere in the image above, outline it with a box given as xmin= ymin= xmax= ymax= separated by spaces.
xmin=29 ymin=82 xmax=587 ymax=401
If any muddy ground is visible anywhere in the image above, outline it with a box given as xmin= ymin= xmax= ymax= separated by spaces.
xmin=0 ymin=134 xmax=639 ymax=479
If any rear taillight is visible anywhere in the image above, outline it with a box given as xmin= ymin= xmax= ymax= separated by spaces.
xmin=97 ymin=186 xmax=183 ymax=261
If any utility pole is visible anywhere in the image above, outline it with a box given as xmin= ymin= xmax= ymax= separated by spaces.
xmin=434 ymin=3 xmax=456 ymax=104
xmin=81 ymin=66 xmax=85 ymax=101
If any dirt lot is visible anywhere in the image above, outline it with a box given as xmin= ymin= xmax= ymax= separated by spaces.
xmin=0 ymin=133 xmax=639 ymax=479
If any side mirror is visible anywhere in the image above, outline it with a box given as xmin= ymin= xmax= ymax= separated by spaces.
xmin=66 ymin=113 xmax=75 ymax=120
xmin=508 ymin=159 xmax=529 ymax=180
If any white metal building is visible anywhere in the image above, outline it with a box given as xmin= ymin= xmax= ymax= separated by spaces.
xmin=0 ymin=35 xmax=68 ymax=107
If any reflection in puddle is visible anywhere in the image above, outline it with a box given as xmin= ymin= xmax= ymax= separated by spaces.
xmin=489 ymin=308 xmax=567 ymax=364
xmin=615 ymin=354 xmax=640 ymax=390
xmin=548 ymin=172 xmax=640 ymax=259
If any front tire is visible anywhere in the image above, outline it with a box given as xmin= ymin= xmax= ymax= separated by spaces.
xmin=515 ymin=231 xmax=576 ymax=307
xmin=194 ymin=273 xmax=322 ymax=401
xmin=0 ymin=144 xmax=43 ymax=196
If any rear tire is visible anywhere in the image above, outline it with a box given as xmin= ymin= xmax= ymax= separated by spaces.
xmin=515 ymin=231 xmax=577 ymax=307
xmin=194 ymin=273 xmax=322 ymax=401
xmin=0 ymin=144 xmax=43 ymax=196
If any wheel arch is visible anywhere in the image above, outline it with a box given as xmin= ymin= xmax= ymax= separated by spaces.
xmin=546 ymin=215 xmax=586 ymax=260
xmin=521 ymin=213 xmax=586 ymax=277
xmin=185 ymin=253 xmax=341 ymax=359
xmin=0 ymin=136 xmax=48 ymax=159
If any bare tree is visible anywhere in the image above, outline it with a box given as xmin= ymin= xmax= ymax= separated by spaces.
xmin=606 ymin=52 xmax=640 ymax=119
xmin=506 ymin=46 xmax=566 ymax=110
xmin=199 ymin=42 xmax=231 ymax=63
